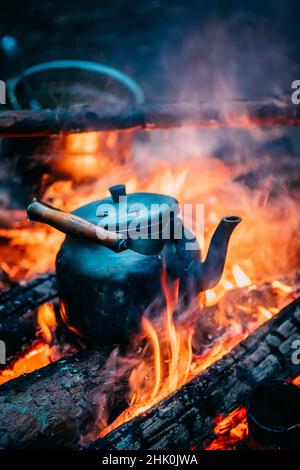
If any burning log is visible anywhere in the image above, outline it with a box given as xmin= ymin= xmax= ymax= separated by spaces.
xmin=0 ymin=274 xmax=57 ymax=362
xmin=0 ymin=285 xmax=298 ymax=449
xmin=88 ymin=296 xmax=300 ymax=450
xmin=0 ymin=345 xmax=113 ymax=449
xmin=0 ymin=98 xmax=300 ymax=137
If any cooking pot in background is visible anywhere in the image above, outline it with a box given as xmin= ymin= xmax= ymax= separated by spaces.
xmin=247 ymin=381 xmax=300 ymax=449
xmin=2 ymin=60 xmax=144 ymax=209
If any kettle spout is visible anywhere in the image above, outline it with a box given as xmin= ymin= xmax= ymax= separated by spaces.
xmin=196 ymin=216 xmax=242 ymax=291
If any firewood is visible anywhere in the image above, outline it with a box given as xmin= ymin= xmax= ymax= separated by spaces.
xmin=0 ymin=274 xmax=58 ymax=362
xmin=0 ymin=346 xmax=113 ymax=449
xmin=0 ymin=98 xmax=300 ymax=137
xmin=0 ymin=289 xmax=299 ymax=450
xmin=88 ymin=296 xmax=300 ymax=450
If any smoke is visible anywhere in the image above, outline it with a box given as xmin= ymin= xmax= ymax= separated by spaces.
xmin=88 ymin=15 xmax=300 ymax=438
xmin=160 ymin=13 xmax=298 ymax=101
xmin=132 ymin=13 xmax=299 ymax=166
xmin=129 ymin=13 xmax=300 ymax=278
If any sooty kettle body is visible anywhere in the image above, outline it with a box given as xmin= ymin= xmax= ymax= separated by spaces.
xmin=27 ymin=184 xmax=241 ymax=343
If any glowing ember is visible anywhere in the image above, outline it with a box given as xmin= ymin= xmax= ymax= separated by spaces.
xmin=0 ymin=303 xmax=60 ymax=386
xmin=272 ymin=280 xmax=293 ymax=294
xmin=0 ymin=342 xmax=55 ymax=386
xmin=257 ymin=305 xmax=273 ymax=320
xmin=205 ymin=407 xmax=248 ymax=450
xmin=292 ymin=375 xmax=300 ymax=387
xmin=204 ymin=375 xmax=300 ymax=450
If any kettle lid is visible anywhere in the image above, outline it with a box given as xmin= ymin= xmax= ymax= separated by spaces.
xmin=72 ymin=184 xmax=180 ymax=235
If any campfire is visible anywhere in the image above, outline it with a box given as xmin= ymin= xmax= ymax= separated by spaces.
xmin=0 ymin=100 xmax=300 ymax=450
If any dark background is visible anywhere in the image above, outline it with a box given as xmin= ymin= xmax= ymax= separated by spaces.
xmin=0 ymin=0 xmax=300 ymax=101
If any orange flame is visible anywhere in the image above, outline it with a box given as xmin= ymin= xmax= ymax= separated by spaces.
xmin=0 ymin=343 xmax=55 ymax=386
xmin=205 ymin=407 xmax=248 ymax=450
xmin=100 ymin=271 xmax=194 ymax=436
xmin=0 ymin=303 xmax=58 ymax=386
xmin=99 ymin=263 xmax=294 ymax=437
xmin=292 ymin=375 xmax=300 ymax=387
xmin=272 ymin=280 xmax=293 ymax=294
xmin=37 ymin=303 xmax=57 ymax=344
xmin=139 ymin=316 xmax=162 ymax=400
xmin=257 ymin=305 xmax=273 ymax=320
xmin=232 ymin=264 xmax=252 ymax=288
xmin=0 ymin=126 xmax=299 ymax=436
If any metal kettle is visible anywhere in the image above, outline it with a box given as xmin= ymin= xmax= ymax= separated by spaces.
xmin=27 ymin=184 xmax=241 ymax=343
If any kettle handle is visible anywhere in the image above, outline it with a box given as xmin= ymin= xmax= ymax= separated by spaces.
xmin=27 ymin=200 xmax=129 ymax=253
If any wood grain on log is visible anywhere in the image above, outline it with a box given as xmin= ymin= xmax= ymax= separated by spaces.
xmin=0 ymin=274 xmax=58 ymax=361
xmin=88 ymin=296 xmax=300 ymax=450
xmin=0 ymin=346 xmax=113 ymax=449
xmin=0 ymin=99 xmax=300 ymax=137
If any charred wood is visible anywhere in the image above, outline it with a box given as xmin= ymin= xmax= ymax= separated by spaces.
xmin=88 ymin=296 xmax=300 ymax=450
xmin=0 ymin=345 xmax=113 ymax=449
xmin=0 ymin=99 xmax=300 ymax=137
xmin=0 ymin=274 xmax=58 ymax=362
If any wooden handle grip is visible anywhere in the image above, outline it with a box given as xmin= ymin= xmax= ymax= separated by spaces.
xmin=27 ymin=200 xmax=128 ymax=252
